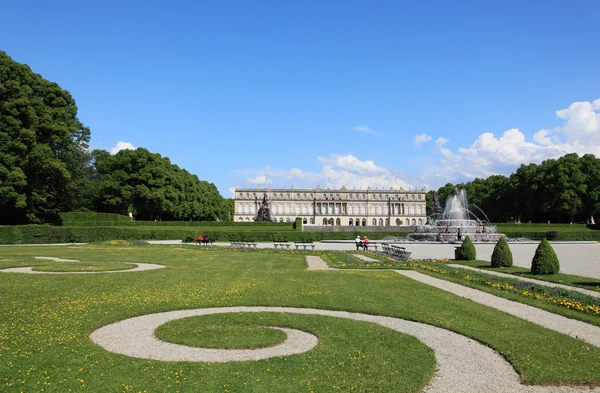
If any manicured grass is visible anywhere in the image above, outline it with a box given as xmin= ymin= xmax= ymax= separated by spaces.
xmin=156 ymin=313 xmax=288 ymax=349
xmin=155 ymin=312 xmax=436 ymax=392
xmin=33 ymin=262 xmax=135 ymax=272
xmin=0 ymin=256 xmax=135 ymax=272
xmin=0 ymin=245 xmax=599 ymax=392
xmin=331 ymin=251 xmax=600 ymax=325
xmin=454 ymin=260 xmax=600 ymax=293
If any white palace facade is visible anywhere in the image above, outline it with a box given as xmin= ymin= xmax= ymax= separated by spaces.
xmin=233 ymin=186 xmax=427 ymax=227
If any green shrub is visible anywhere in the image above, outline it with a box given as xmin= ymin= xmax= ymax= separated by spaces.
xmin=294 ymin=217 xmax=302 ymax=230
xmin=531 ymin=238 xmax=560 ymax=275
xmin=490 ymin=237 xmax=513 ymax=267
xmin=457 ymin=236 xmax=477 ymax=260
xmin=0 ymin=225 xmax=412 ymax=244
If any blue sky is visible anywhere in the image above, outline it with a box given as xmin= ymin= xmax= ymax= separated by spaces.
xmin=2 ymin=1 xmax=599 ymax=196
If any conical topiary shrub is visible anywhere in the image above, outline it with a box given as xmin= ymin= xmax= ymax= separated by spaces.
xmin=491 ymin=237 xmax=513 ymax=267
xmin=531 ymin=238 xmax=560 ymax=275
xmin=457 ymin=236 xmax=476 ymax=260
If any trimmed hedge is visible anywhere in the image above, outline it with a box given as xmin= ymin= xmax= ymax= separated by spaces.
xmin=0 ymin=225 xmax=411 ymax=244
xmin=59 ymin=212 xmax=295 ymax=229
xmin=491 ymin=237 xmax=513 ymax=267
xmin=495 ymin=230 xmax=600 ymax=241
xmin=531 ymin=238 xmax=560 ymax=275
xmin=456 ymin=236 xmax=477 ymax=260
xmin=59 ymin=212 xmax=132 ymax=225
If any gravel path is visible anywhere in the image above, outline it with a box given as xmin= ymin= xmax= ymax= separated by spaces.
xmin=0 ymin=262 xmax=165 ymax=274
xmin=90 ymin=306 xmax=599 ymax=393
xmin=35 ymin=256 xmax=80 ymax=262
xmin=396 ymin=270 xmax=600 ymax=348
xmin=448 ymin=264 xmax=600 ymax=297
xmin=305 ymin=255 xmax=334 ymax=270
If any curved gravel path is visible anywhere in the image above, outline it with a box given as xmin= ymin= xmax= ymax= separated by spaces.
xmin=90 ymin=306 xmax=599 ymax=392
xmin=0 ymin=262 xmax=165 ymax=274
xmin=396 ymin=270 xmax=600 ymax=349
xmin=35 ymin=256 xmax=80 ymax=262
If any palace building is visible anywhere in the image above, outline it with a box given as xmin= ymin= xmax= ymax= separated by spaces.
xmin=233 ymin=186 xmax=427 ymax=227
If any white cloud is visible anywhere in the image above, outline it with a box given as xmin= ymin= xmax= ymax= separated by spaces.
xmin=109 ymin=141 xmax=136 ymax=154
xmin=422 ymin=98 xmax=600 ymax=186
xmin=435 ymin=137 xmax=449 ymax=147
xmin=245 ymin=175 xmax=272 ymax=185
xmin=235 ymin=154 xmax=413 ymax=191
xmin=353 ymin=125 xmax=382 ymax=136
xmin=317 ymin=154 xmax=388 ymax=176
xmin=413 ymin=133 xmax=433 ymax=147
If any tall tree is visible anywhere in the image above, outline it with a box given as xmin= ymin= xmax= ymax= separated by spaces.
xmin=95 ymin=148 xmax=226 ymax=221
xmin=0 ymin=51 xmax=90 ymax=224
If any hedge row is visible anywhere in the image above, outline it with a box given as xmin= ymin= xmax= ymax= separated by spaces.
xmin=59 ymin=212 xmax=296 ymax=229
xmin=59 ymin=212 xmax=131 ymax=225
xmin=502 ymin=231 xmax=600 ymax=241
xmin=2 ymin=225 xmax=599 ymax=244
xmin=0 ymin=225 xmax=411 ymax=244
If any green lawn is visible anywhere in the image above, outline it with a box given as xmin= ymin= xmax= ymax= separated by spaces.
xmin=1 ymin=245 xmax=599 ymax=392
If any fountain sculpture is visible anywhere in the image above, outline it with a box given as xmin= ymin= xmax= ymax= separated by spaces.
xmin=254 ymin=194 xmax=272 ymax=222
xmin=406 ymin=189 xmax=505 ymax=243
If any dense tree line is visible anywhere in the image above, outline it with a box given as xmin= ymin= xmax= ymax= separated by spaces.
xmin=0 ymin=51 xmax=231 ymax=224
xmin=428 ymin=153 xmax=600 ymax=223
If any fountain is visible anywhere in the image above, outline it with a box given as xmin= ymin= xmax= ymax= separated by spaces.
xmin=254 ymin=194 xmax=272 ymax=222
xmin=406 ymin=189 xmax=505 ymax=243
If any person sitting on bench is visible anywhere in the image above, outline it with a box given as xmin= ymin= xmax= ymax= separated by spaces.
xmin=363 ymin=236 xmax=370 ymax=251
xmin=196 ymin=235 xmax=203 ymax=244
xmin=355 ymin=235 xmax=363 ymax=250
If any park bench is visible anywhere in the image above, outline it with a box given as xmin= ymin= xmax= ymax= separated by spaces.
xmin=200 ymin=238 xmax=215 ymax=246
xmin=294 ymin=241 xmax=315 ymax=250
xmin=273 ymin=241 xmax=291 ymax=249
xmin=356 ymin=241 xmax=378 ymax=251
xmin=230 ymin=241 xmax=257 ymax=250
xmin=390 ymin=244 xmax=412 ymax=259
xmin=382 ymin=243 xmax=412 ymax=259
xmin=184 ymin=237 xmax=194 ymax=243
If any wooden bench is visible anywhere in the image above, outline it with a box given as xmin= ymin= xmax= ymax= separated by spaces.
xmin=273 ymin=241 xmax=291 ymax=249
xmin=382 ymin=243 xmax=412 ymax=259
xmin=357 ymin=242 xmax=378 ymax=251
xmin=294 ymin=241 xmax=315 ymax=250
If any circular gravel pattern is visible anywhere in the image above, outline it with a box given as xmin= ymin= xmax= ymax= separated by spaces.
xmin=0 ymin=262 xmax=165 ymax=274
xmin=90 ymin=306 xmax=600 ymax=392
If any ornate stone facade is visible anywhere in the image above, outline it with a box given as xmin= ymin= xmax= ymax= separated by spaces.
xmin=233 ymin=186 xmax=427 ymax=226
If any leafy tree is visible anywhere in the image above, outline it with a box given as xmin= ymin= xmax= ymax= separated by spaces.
xmin=95 ymin=148 xmax=225 ymax=221
xmin=531 ymin=238 xmax=560 ymax=275
xmin=490 ymin=237 xmax=513 ymax=267
xmin=0 ymin=51 xmax=90 ymax=224
xmin=580 ymin=154 xmax=600 ymax=221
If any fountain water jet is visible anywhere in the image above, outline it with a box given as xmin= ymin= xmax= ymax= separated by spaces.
xmin=406 ymin=189 xmax=505 ymax=243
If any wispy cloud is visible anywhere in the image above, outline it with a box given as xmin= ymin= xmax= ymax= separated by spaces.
xmin=413 ymin=133 xmax=433 ymax=147
xmin=353 ymin=125 xmax=383 ymax=136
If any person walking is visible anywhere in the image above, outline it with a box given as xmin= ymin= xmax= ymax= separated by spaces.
xmin=355 ymin=235 xmax=362 ymax=250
